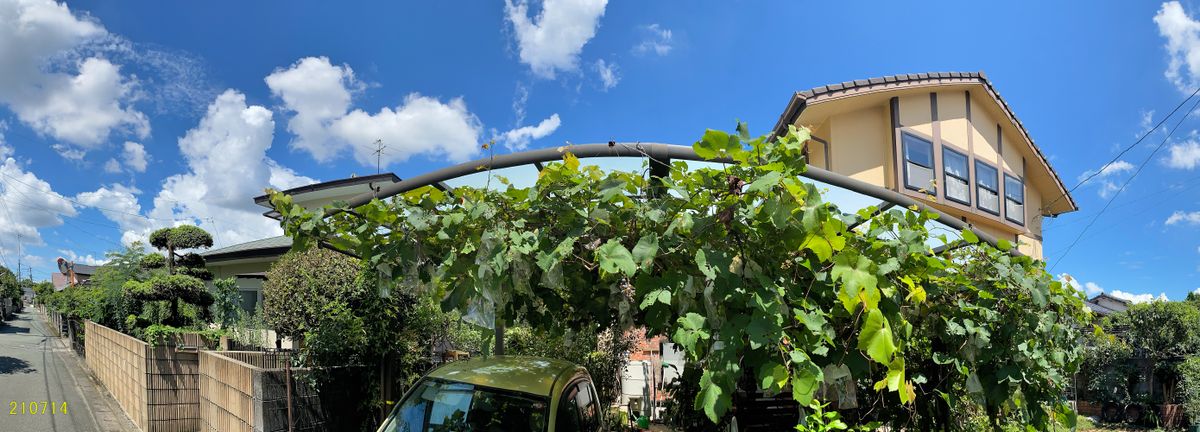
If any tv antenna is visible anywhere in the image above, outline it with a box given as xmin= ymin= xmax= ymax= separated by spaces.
xmin=372 ymin=139 xmax=386 ymax=174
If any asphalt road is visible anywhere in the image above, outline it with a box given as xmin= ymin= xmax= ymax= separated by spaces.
xmin=0 ymin=310 xmax=121 ymax=432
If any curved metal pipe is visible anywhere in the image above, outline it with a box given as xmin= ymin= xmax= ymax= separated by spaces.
xmin=326 ymin=142 xmax=1015 ymax=254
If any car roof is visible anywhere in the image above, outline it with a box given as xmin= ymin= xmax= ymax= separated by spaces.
xmin=426 ymin=355 xmax=584 ymax=397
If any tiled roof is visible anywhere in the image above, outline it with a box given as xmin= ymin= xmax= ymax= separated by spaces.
xmin=772 ymin=71 xmax=1077 ymax=215
xmin=200 ymin=236 xmax=292 ymax=261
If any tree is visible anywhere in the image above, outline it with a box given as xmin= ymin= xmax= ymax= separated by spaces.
xmin=1087 ymin=301 xmax=1200 ymax=407
xmin=271 ymin=124 xmax=1090 ymax=430
xmin=263 ymin=247 xmax=366 ymax=338
xmin=0 ymin=265 xmax=18 ymax=304
xmin=125 ymin=226 xmax=215 ymax=326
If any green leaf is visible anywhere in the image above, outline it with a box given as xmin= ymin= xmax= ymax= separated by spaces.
xmin=694 ymin=129 xmax=741 ymax=160
xmin=857 ymin=309 xmax=896 ymax=364
xmin=639 ymin=289 xmax=671 ymax=310
xmin=832 ymin=254 xmax=879 ymax=313
xmin=961 ymin=228 xmax=979 ymax=244
xmin=791 ymin=359 xmax=823 ymax=406
xmin=997 ymin=238 xmax=1013 ymax=251
xmin=757 ymin=362 xmax=789 ymax=392
xmin=596 ymin=239 xmax=636 ymax=277
xmin=746 ymin=171 xmax=782 ymax=194
xmin=631 ymin=234 xmax=659 ymax=270
xmin=673 ymin=313 xmax=710 ymax=354
xmin=697 ymin=370 xmax=731 ymax=423
xmin=695 ymin=249 xmax=717 ymax=280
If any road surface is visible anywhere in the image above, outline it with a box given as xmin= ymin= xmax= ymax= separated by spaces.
xmin=0 ymin=310 xmax=135 ymax=432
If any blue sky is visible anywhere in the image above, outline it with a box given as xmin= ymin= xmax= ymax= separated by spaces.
xmin=2 ymin=1 xmax=1200 ymax=301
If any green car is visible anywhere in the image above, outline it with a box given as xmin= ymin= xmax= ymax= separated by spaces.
xmin=377 ymin=355 xmax=606 ymax=432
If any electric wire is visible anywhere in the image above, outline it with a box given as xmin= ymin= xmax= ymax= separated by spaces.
xmin=1048 ymin=94 xmax=1200 ymax=271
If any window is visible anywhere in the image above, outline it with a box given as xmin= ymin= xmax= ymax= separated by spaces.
xmin=902 ymin=133 xmax=935 ymax=193
xmin=975 ymin=161 xmax=999 ymax=215
xmin=555 ymin=386 xmax=582 ymax=431
xmin=1004 ymin=174 xmax=1025 ymax=225
xmin=382 ymin=379 xmax=548 ymax=432
xmin=942 ymin=147 xmax=970 ymax=205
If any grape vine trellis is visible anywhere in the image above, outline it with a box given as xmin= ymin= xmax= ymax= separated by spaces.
xmin=270 ymin=124 xmax=1091 ymax=429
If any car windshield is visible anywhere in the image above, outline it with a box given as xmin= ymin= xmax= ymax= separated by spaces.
xmin=379 ymin=378 xmax=549 ymax=432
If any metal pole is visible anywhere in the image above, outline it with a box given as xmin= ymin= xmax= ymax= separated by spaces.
xmin=285 ymin=362 xmax=294 ymax=432
xmin=326 ymin=142 xmax=1019 ymax=255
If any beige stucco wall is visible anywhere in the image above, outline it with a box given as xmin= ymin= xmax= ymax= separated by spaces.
xmin=829 ymin=106 xmax=889 ymax=187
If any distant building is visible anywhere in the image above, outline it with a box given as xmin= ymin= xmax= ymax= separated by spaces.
xmin=51 ymin=264 xmax=99 ymax=291
xmin=1084 ymin=293 xmax=1131 ymax=316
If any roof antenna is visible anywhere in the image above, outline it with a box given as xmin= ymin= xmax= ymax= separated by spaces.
xmin=372 ymin=139 xmax=387 ymax=174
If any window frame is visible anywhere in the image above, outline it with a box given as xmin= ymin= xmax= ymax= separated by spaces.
xmin=974 ymin=160 xmax=1000 ymax=216
xmin=900 ymin=132 xmax=936 ymax=194
xmin=1003 ymin=174 xmax=1025 ymax=226
xmin=941 ymin=146 xmax=971 ymax=206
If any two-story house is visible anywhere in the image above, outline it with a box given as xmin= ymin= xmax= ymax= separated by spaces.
xmin=773 ymin=72 xmax=1078 ymax=259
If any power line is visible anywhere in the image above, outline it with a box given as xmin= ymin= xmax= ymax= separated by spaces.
xmin=1049 ymin=94 xmax=1200 ymax=271
xmin=0 ymin=170 xmax=179 ymax=223
xmin=1038 ymin=86 xmax=1200 ymax=218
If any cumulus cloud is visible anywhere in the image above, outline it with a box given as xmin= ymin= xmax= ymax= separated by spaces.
xmin=633 ymin=24 xmax=673 ymax=56
xmin=265 ymin=56 xmax=361 ymax=162
xmin=497 ymin=113 xmax=561 ymax=151
xmin=504 ymin=0 xmax=608 ymax=78
xmin=122 ymin=141 xmax=147 ymax=172
xmin=0 ymin=157 xmax=78 ymax=261
xmin=103 ymin=158 xmax=121 ymax=173
xmin=1167 ymin=210 xmax=1200 ymax=225
xmin=594 ymin=59 xmax=619 ymax=91
xmin=267 ymin=57 xmax=509 ymax=167
xmin=83 ymin=90 xmax=316 ymax=248
xmin=1166 ymin=140 xmax=1200 ymax=169
xmin=1110 ymin=290 xmax=1169 ymax=304
xmin=1156 ymin=1 xmax=1200 ymax=91
xmin=0 ymin=0 xmax=148 ymax=147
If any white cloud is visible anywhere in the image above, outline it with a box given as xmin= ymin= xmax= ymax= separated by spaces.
xmin=51 ymin=143 xmax=85 ymax=161
xmin=594 ymin=59 xmax=619 ymax=91
xmin=103 ymin=158 xmax=120 ymax=173
xmin=1194 ymin=287 xmax=1200 ymax=295
xmin=58 ymin=249 xmax=107 ymax=266
xmin=1078 ymin=160 xmax=1134 ymax=198
xmin=84 ymin=90 xmax=316 ymax=248
xmin=1110 ymin=290 xmax=1169 ymax=304
xmin=0 ymin=121 xmax=10 ymax=160
xmin=0 ymin=157 xmax=78 ymax=262
xmin=0 ymin=0 xmax=148 ymax=147
xmin=497 ymin=113 xmax=561 ymax=151
xmin=331 ymin=94 xmax=484 ymax=164
xmin=633 ymin=24 xmax=673 ymax=56
xmin=266 ymin=57 xmax=486 ymax=167
xmin=1058 ymin=273 xmax=1103 ymax=297
xmin=1156 ymin=1 xmax=1200 ymax=91
xmin=1166 ymin=140 xmax=1200 ymax=169
xmin=121 ymin=141 xmax=147 ymax=172
xmin=504 ymin=0 xmax=608 ymax=78
xmin=265 ymin=56 xmax=361 ymax=162
xmin=1167 ymin=210 xmax=1200 ymax=225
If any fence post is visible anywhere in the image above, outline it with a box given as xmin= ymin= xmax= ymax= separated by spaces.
xmin=286 ymin=361 xmax=294 ymax=432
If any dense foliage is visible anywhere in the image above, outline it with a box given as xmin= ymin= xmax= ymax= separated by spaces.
xmin=263 ymin=247 xmax=367 ymax=338
xmin=272 ymin=124 xmax=1091 ymax=429
xmin=1083 ymin=300 xmax=1200 ymax=409
xmin=125 ymin=226 xmax=215 ymax=326
xmin=506 ymin=325 xmax=639 ymax=408
xmin=0 ymin=265 xmax=19 ymax=310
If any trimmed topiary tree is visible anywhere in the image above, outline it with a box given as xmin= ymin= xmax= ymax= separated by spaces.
xmin=125 ymin=226 xmax=215 ymax=326
xmin=263 ymin=247 xmax=365 ymax=339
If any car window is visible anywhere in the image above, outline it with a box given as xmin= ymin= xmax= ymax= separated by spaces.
xmin=381 ymin=378 xmax=548 ymax=432
xmin=555 ymin=386 xmax=582 ymax=431
xmin=574 ymin=381 xmax=601 ymax=431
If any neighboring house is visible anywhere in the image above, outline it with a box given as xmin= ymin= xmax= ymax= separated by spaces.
xmin=202 ymin=173 xmax=401 ymax=313
xmin=1084 ymin=293 xmax=1131 ymax=317
xmin=773 ymin=72 xmax=1078 ymax=259
xmin=51 ymin=264 xmax=99 ymax=291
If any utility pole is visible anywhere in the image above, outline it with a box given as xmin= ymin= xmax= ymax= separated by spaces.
xmin=372 ymin=139 xmax=386 ymax=174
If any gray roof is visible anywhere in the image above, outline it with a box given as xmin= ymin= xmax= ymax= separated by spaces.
xmin=72 ymin=264 xmax=100 ymax=275
xmin=772 ymin=71 xmax=1077 ymax=215
xmin=201 ymin=236 xmax=293 ymax=262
